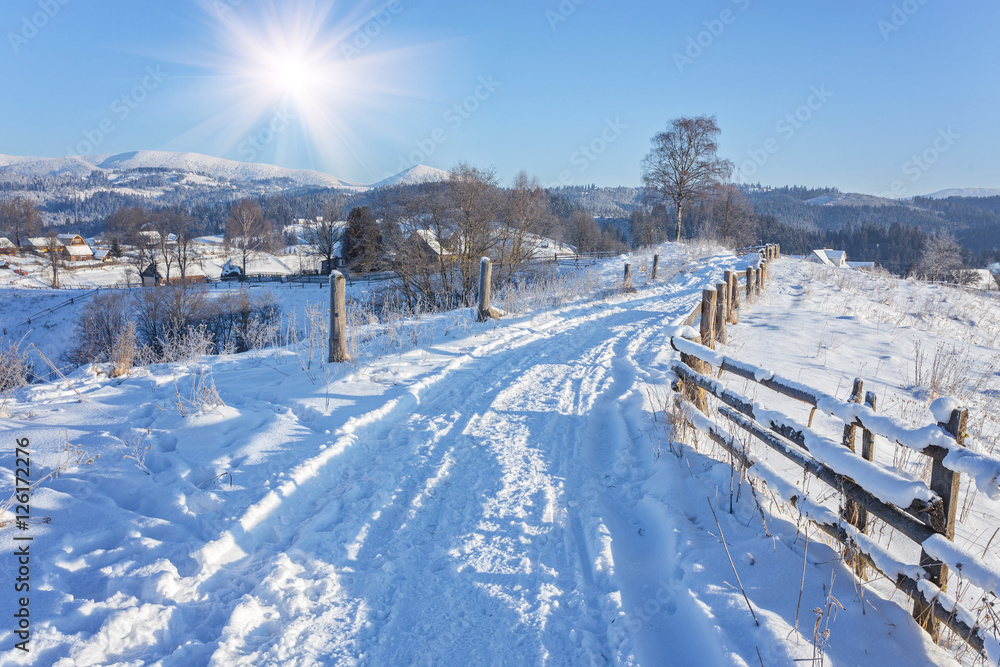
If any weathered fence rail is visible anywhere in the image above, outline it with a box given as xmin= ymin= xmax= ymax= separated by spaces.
xmin=666 ymin=243 xmax=1000 ymax=658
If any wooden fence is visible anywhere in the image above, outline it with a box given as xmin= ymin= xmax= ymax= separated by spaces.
xmin=667 ymin=243 xmax=1000 ymax=657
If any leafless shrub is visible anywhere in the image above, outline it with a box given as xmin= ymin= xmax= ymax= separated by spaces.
xmin=67 ymin=293 xmax=137 ymax=377
xmin=0 ymin=337 xmax=33 ymax=393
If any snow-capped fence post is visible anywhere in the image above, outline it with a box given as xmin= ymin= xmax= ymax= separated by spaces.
xmin=858 ymin=391 xmax=878 ymax=526
xmin=745 ymin=267 xmax=754 ymax=303
xmin=841 ymin=378 xmax=865 ymax=572
xmin=725 ymin=270 xmax=739 ymax=324
xmin=715 ymin=283 xmax=728 ymax=345
xmin=477 ymin=257 xmax=494 ymax=323
xmin=760 ymin=261 xmax=768 ymax=291
xmin=651 ymin=254 xmax=660 ymax=280
xmin=328 ymin=270 xmax=347 ymax=363
xmin=623 ymin=263 xmax=632 ymax=290
xmin=755 ymin=267 xmax=763 ymax=295
xmin=913 ymin=406 xmax=968 ymax=642
xmin=700 ymin=289 xmax=717 ymax=350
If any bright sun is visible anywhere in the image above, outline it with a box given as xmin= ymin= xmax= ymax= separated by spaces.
xmin=261 ymin=49 xmax=319 ymax=102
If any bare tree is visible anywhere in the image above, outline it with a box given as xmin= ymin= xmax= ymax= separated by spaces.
xmin=44 ymin=232 xmax=61 ymax=287
xmin=0 ymin=196 xmax=42 ymax=248
xmin=916 ymin=232 xmax=964 ymax=282
xmin=628 ymin=205 xmax=669 ymax=248
xmin=565 ymin=210 xmax=602 ymax=253
xmin=310 ymin=200 xmax=344 ymax=274
xmin=706 ymin=184 xmax=757 ymax=247
xmin=225 ymin=199 xmax=271 ymax=275
xmin=449 ymin=163 xmax=500 ymax=297
xmin=151 ymin=210 xmax=177 ymax=284
xmin=494 ymin=171 xmax=549 ymax=285
xmin=642 ymin=115 xmax=733 ymax=241
xmin=169 ymin=210 xmax=199 ymax=282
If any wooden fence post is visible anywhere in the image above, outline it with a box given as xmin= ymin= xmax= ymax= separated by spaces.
xmin=725 ymin=270 xmax=738 ymax=324
xmin=651 ymin=254 xmax=659 ymax=281
xmin=679 ymin=330 xmax=709 ymax=413
xmin=746 ymin=267 xmax=753 ymax=303
xmin=477 ymin=257 xmax=493 ymax=322
xmin=701 ymin=289 xmax=717 ymax=350
xmin=754 ymin=267 xmax=762 ymax=296
xmin=623 ymin=262 xmax=632 ymax=290
xmin=715 ymin=283 xmax=728 ymax=345
xmin=841 ymin=378 xmax=864 ymax=571
xmin=760 ymin=261 xmax=768 ymax=291
xmin=858 ymin=391 xmax=877 ymax=533
xmin=914 ymin=407 xmax=967 ymax=642
xmin=328 ymin=270 xmax=347 ymax=363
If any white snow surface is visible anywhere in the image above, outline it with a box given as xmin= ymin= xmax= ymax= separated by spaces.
xmin=2 ymin=245 xmax=991 ymax=665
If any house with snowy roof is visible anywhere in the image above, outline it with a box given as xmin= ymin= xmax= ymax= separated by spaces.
xmin=806 ymin=248 xmax=848 ymax=268
xmin=0 ymin=237 xmax=17 ymax=255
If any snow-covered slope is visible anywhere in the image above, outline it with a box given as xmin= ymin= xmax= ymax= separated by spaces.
xmin=923 ymin=187 xmax=1000 ymax=199
xmin=804 ymin=192 xmax=901 ymax=207
xmin=1 ymin=248 xmax=994 ymax=665
xmin=372 ymin=164 xmax=452 ymax=188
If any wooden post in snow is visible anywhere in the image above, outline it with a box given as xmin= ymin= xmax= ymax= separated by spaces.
xmin=700 ymin=289 xmax=717 ymax=350
xmin=760 ymin=261 xmax=767 ymax=291
xmin=725 ymin=270 xmax=738 ymax=324
xmin=841 ymin=379 xmax=864 ymax=554
xmin=678 ymin=329 xmax=709 ymax=414
xmin=715 ymin=283 xmax=728 ymax=345
xmin=746 ymin=267 xmax=754 ymax=303
xmin=913 ymin=407 xmax=967 ymax=642
xmin=623 ymin=262 xmax=632 ymax=290
xmin=651 ymin=254 xmax=659 ymax=280
xmin=477 ymin=257 xmax=493 ymax=322
xmin=328 ymin=270 xmax=347 ymax=363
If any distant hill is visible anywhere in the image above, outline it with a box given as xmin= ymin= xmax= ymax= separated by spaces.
xmin=922 ymin=187 xmax=1000 ymax=199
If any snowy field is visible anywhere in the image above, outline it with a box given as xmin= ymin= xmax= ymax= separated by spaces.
xmin=1 ymin=243 xmax=998 ymax=665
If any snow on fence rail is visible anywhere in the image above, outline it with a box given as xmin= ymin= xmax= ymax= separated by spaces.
xmin=666 ymin=245 xmax=1000 ymax=658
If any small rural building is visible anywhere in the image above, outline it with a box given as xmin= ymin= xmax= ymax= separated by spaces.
xmin=141 ymin=262 xmax=205 ymax=286
xmin=93 ymin=248 xmax=114 ymax=263
xmin=0 ymin=237 xmax=17 ymax=255
xmin=57 ymin=234 xmax=88 ymax=247
xmin=26 ymin=237 xmax=53 ymax=254
xmin=407 ymin=229 xmax=456 ymax=262
xmin=63 ymin=243 xmax=94 ymax=262
xmin=806 ymin=249 xmax=849 ymax=268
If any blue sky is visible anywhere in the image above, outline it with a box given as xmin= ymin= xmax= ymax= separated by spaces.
xmin=2 ymin=0 xmax=997 ymax=195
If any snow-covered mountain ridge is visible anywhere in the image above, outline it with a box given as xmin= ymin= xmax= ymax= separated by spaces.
xmin=0 ymin=150 xmax=449 ymax=191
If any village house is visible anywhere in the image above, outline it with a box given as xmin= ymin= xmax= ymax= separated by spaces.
xmin=0 ymin=237 xmax=17 ymax=255
xmin=806 ymin=248 xmax=849 ymax=268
